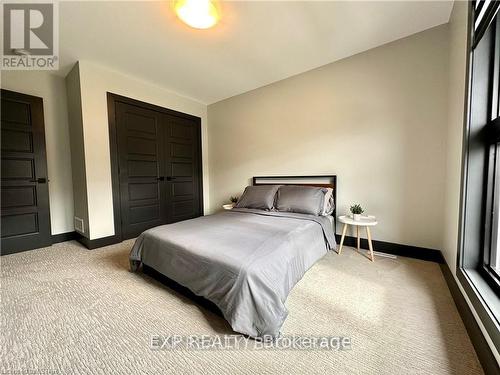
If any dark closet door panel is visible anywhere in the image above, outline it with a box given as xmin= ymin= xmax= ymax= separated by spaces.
xmin=2 ymin=100 xmax=31 ymax=124
xmin=129 ymin=204 xmax=160 ymax=224
xmin=1 ymin=158 xmax=35 ymax=179
xmin=172 ymin=181 xmax=194 ymax=196
xmin=171 ymin=143 xmax=193 ymax=158
xmin=163 ymin=115 xmax=202 ymax=223
xmin=1 ymin=186 xmax=36 ymax=207
xmin=128 ymin=159 xmax=158 ymax=177
xmin=1 ymin=129 xmax=33 ymax=152
xmin=128 ymin=182 xmax=158 ymax=201
xmin=116 ymin=102 xmax=166 ymax=239
xmin=172 ymin=201 xmax=196 ymax=218
xmin=171 ymin=161 xmax=193 ymax=177
xmin=127 ymin=136 xmax=157 ymax=155
xmin=2 ymin=213 xmax=38 ymax=237
xmin=0 ymin=90 xmax=51 ymax=254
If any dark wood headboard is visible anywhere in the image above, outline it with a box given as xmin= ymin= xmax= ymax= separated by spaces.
xmin=252 ymin=175 xmax=337 ymax=232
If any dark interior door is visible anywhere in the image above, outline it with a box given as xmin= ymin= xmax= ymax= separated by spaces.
xmin=116 ymin=102 xmax=166 ymax=239
xmin=112 ymin=96 xmax=203 ymax=240
xmin=163 ymin=115 xmax=202 ymax=223
xmin=1 ymin=89 xmax=51 ymax=254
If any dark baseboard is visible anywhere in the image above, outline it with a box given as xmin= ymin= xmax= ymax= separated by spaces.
xmin=51 ymin=231 xmax=78 ymax=244
xmin=57 ymin=231 xmax=442 ymax=263
xmin=336 ymin=234 xmax=444 ymax=263
xmin=50 ymin=231 xmax=120 ymax=250
xmin=76 ymin=234 xmax=121 ymax=250
xmin=440 ymin=262 xmax=500 ymax=375
xmin=66 ymin=231 xmax=442 ymax=259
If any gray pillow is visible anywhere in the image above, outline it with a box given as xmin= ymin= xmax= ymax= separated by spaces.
xmin=235 ymin=185 xmax=281 ymax=210
xmin=276 ymin=186 xmax=327 ymax=216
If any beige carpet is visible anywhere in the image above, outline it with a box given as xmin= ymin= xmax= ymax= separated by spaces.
xmin=1 ymin=240 xmax=482 ymax=375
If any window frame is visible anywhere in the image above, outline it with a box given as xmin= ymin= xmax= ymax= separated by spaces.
xmin=479 ymin=13 xmax=500 ymax=295
xmin=456 ymin=0 xmax=500 ymax=356
xmin=482 ymin=142 xmax=500 ymax=291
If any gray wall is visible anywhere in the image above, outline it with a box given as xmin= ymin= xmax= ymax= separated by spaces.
xmin=208 ymin=25 xmax=449 ymax=250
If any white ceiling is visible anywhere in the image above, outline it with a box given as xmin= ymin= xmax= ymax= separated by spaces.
xmin=59 ymin=1 xmax=453 ymax=104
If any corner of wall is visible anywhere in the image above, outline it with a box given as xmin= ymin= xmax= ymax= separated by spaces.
xmin=442 ymin=0 xmax=469 ymax=272
xmin=65 ymin=62 xmax=90 ymax=238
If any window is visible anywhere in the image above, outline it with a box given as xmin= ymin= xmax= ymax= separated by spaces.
xmin=485 ymin=141 xmax=500 ymax=286
xmin=478 ymin=6 xmax=500 ymax=292
xmin=458 ymin=0 xmax=500 ymax=354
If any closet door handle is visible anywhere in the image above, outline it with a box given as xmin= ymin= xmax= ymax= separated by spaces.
xmin=30 ymin=177 xmax=47 ymax=183
xmin=157 ymin=176 xmax=165 ymax=181
xmin=166 ymin=176 xmax=176 ymax=181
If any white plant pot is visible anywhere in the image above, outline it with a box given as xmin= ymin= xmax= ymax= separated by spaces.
xmin=353 ymin=214 xmax=361 ymax=221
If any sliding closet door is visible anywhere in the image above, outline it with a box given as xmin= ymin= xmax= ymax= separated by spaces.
xmin=163 ymin=115 xmax=202 ymax=223
xmin=115 ymin=102 xmax=166 ymax=239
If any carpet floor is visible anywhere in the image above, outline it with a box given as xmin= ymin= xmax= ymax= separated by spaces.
xmin=0 ymin=240 xmax=482 ymax=375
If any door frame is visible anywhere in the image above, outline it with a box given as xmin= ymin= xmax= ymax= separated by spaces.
xmin=1 ymin=89 xmax=52 ymax=254
xmin=106 ymin=92 xmax=204 ymax=242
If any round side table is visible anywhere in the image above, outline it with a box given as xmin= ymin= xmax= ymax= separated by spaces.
xmin=338 ymin=215 xmax=378 ymax=262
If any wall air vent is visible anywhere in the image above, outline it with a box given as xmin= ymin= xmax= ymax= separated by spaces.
xmin=74 ymin=217 xmax=85 ymax=234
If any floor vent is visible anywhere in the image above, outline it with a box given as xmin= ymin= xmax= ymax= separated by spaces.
xmin=373 ymin=251 xmax=397 ymax=259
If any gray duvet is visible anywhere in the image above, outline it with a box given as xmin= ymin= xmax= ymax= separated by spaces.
xmin=130 ymin=208 xmax=336 ymax=338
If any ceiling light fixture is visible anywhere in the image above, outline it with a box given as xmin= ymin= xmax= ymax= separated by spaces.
xmin=175 ymin=0 xmax=220 ymax=29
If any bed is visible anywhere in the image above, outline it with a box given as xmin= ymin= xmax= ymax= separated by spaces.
xmin=130 ymin=175 xmax=337 ymax=338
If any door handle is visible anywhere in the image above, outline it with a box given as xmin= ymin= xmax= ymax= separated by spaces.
xmin=166 ymin=176 xmax=176 ymax=181
xmin=157 ymin=176 xmax=165 ymax=181
xmin=30 ymin=178 xmax=47 ymax=183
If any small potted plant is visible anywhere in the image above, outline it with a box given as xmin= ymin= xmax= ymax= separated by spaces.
xmin=350 ymin=204 xmax=364 ymax=221
xmin=223 ymin=196 xmax=239 ymax=210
